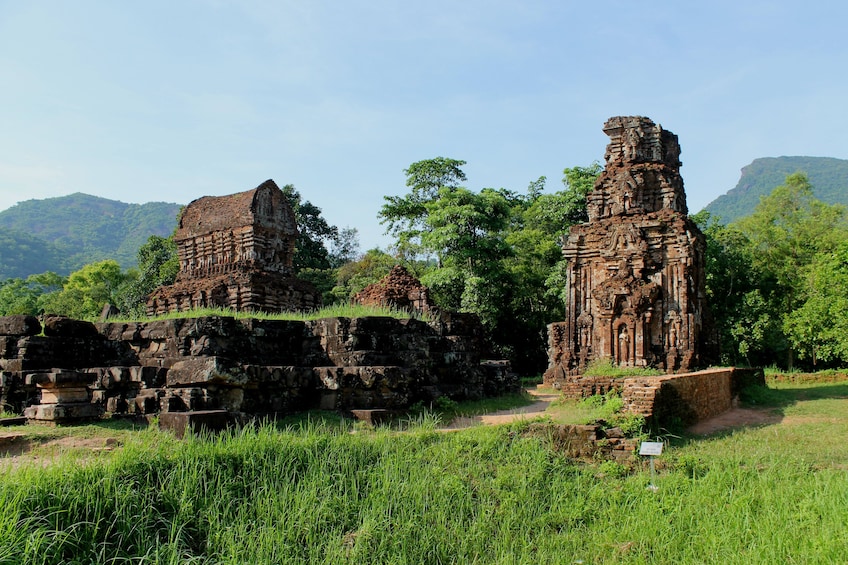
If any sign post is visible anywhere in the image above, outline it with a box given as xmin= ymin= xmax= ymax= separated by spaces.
xmin=639 ymin=441 xmax=664 ymax=491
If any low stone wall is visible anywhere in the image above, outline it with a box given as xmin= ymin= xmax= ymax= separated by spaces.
xmin=552 ymin=367 xmax=765 ymax=429
xmin=0 ymin=314 xmax=519 ymax=424
xmin=549 ymin=375 xmax=620 ymax=398
xmin=623 ymin=368 xmax=764 ymax=428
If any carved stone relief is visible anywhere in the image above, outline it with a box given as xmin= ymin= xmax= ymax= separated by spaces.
xmin=545 ymin=116 xmax=713 ymax=383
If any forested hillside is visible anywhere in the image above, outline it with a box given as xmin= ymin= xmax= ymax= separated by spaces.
xmin=703 ymin=156 xmax=848 ymax=223
xmin=0 ymin=193 xmax=180 ymax=277
xmin=0 ymin=227 xmax=70 ymax=279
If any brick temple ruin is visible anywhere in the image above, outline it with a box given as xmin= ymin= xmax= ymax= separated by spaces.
xmin=0 ymin=181 xmax=518 ymax=429
xmin=354 ymin=265 xmax=437 ymax=318
xmin=545 ymin=116 xmax=713 ymax=386
xmin=146 ymin=180 xmax=320 ymax=315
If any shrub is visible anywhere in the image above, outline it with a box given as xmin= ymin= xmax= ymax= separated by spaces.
xmin=583 ymin=358 xmax=663 ymax=378
xmin=578 ymin=392 xmax=646 ymax=437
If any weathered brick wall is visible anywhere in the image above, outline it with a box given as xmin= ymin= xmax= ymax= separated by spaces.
xmin=552 ymin=376 xmax=622 ymax=398
xmin=623 ymin=368 xmax=764 ymax=428
xmin=0 ymin=314 xmax=519 ymax=422
xmin=553 ymin=367 xmax=765 ymax=429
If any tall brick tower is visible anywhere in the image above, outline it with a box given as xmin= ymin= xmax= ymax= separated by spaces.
xmin=544 ymin=117 xmax=712 ymax=384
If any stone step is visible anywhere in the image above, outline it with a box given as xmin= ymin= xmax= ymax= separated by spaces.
xmin=158 ymin=410 xmax=235 ymax=439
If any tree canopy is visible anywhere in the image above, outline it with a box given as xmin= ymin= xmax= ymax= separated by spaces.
xmin=374 ymin=157 xmax=601 ymax=373
xmin=698 ymin=172 xmax=848 ymax=368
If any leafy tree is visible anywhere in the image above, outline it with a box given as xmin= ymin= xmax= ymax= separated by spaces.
xmin=737 ymin=173 xmax=845 ymax=303
xmin=499 ymin=165 xmax=601 ymax=372
xmin=784 ymin=242 xmax=848 ymax=366
xmin=735 ymin=172 xmax=848 ymax=367
xmin=297 ymin=268 xmax=339 ymax=306
xmin=692 ymin=211 xmax=767 ymax=365
xmin=328 ymin=227 xmax=361 ymax=269
xmin=0 ymin=272 xmax=64 ymax=316
xmin=114 ymin=235 xmax=179 ymax=317
xmin=414 ymin=186 xmax=512 ymax=319
xmin=379 ymin=157 xmax=467 ymax=259
xmin=728 ymin=289 xmax=785 ymax=366
xmin=375 ymin=159 xmax=603 ymax=374
xmin=40 ymin=260 xmax=129 ymax=319
xmin=404 ymin=157 xmax=468 ymax=197
xmin=280 ymin=184 xmax=339 ymax=271
xmin=538 ymin=163 xmax=603 ymax=304
xmin=422 ymin=187 xmax=511 ymax=274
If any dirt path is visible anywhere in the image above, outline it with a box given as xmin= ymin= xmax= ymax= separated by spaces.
xmin=443 ymin=388 xmax=559 ymax=429
xmin=686 ymin=408 xmax=783 ymax=435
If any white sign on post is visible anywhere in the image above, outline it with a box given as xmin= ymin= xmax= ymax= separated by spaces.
xmin=640 ymin=441 xmax=664 ymax=491
xmin=639 ymin=441 xmax=664 ymax=456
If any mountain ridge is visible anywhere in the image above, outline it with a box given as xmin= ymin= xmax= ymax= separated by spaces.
xmin=702 ymin=156 xmax=848 ymax=224
xmin=0 ymin=193 xmax=181 ymax=279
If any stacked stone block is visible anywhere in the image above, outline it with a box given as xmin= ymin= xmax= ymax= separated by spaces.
xmin=0 ymin=313 xmax=519 ymax=426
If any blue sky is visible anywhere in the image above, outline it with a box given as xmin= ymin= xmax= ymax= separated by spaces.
xmin=1 ymin=1 xmax=846 ymax=250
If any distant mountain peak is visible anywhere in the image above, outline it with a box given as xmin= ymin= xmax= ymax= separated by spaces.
xmin=702 ymin=156 xmax=848 ymax=224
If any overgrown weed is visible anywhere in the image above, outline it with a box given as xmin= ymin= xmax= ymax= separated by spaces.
xmin=577 ymin=392 xmax=647 ymax=437
xmin=582 ymin=358 xmax=664 ymax=378
xmin=106 ymin=302 xmax=432 ymax=324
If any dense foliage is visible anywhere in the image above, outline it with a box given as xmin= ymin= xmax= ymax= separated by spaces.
xmin=375 ymin=158 xmax=600 ymax=373
xmin=696 ymin=172 xmax=848 ymax=369
xmin=280 ymin=184 xmax=359 ymax=272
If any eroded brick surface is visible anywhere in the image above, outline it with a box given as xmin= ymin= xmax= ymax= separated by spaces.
xmin=147 ymin=180 xmax=320 ymax=315
xmin=545 ymin=116 xmax=714 ymax=385
xmin=354 ymin=265 xmax=437 ymax=317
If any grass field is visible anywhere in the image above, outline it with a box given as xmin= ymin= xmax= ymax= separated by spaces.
xmin=0 ymin=378 xmax=846 ymax=564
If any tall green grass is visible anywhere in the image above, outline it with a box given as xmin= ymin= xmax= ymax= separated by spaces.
xmin=1 ymin=380 xmax=847 ymax=564
xmin=107 ymin=303 xmax=432 ymax=324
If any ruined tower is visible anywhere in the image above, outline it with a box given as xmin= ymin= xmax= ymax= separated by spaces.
xmin=544 ymin=116 xmax=712 ymax=384
xmin=146 ymin=180 xmax=320 ymax=315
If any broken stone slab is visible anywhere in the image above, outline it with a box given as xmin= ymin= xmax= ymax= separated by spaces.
xmin=42 ymin=315 xmax=100 ymax=338
xmin=166 ymin=357 xmax=246 ymax=386
xmin=158 ymin=410 xmax=235 ymax=439
xmin=25 ymin=370 xmax=97 ymax=387
xmin=0 ymin=315 xmax=41 ymax=336
xmin=24 ymin=402 xmax=103 ymax=423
